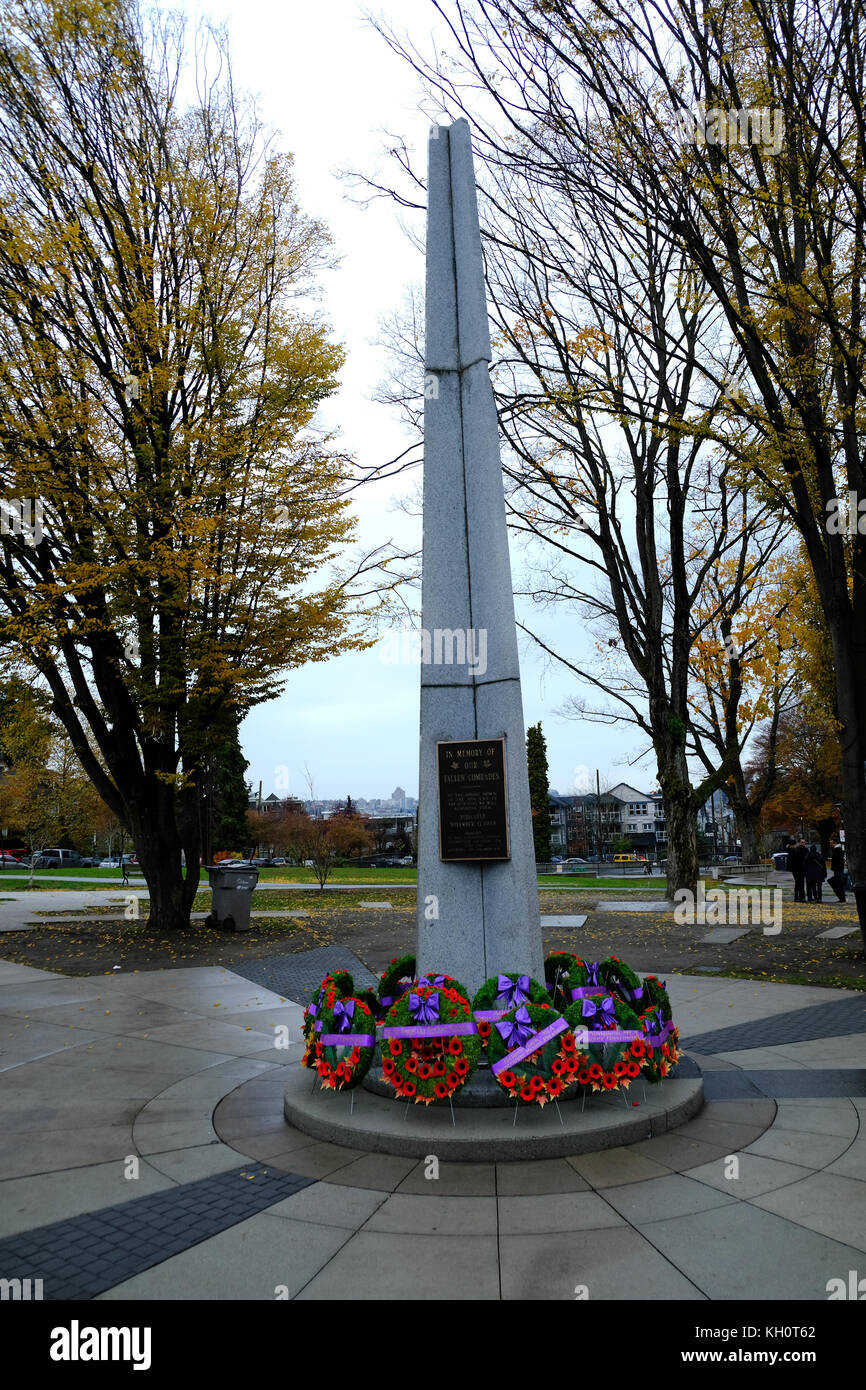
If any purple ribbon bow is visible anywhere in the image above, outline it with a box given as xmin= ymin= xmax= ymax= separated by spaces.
xmin=408 ymin=992 xmax=440 ymax=1026
xmin=496 ymin=1004 xmax=534 ymax=1050
xmin=586 ymin=962 xmax=601 ymax=986
xmin=582 ymin=996 xmax=617 ymax=1029
xmin=332 ymin=999 xmax=355 ymax=1033
xmin=418 ymin=975 xmax=447 ymax=989
xmin=496 ymin=974 xmax=530 ymax=1009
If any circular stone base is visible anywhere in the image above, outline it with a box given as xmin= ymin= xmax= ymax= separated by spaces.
xmin=284 ymin=1061 xmax=704 ymax=1161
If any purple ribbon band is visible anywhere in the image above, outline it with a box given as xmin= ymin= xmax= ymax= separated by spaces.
xmin=408 ymin=992 xmax=440 ymax=1026
xmin=317 ymin=1033 xmax=376 ymax=1047
xmin=496 ymin=1004 xmax=534 ymax=1051
xmin=473 ymin=1009 xmax=507 ymax=1022
xmin=496 ymin=974 xmax=530 ymax=1009
xmin=492 ymin=1017 xmax=568 ymax=1075
xmin=382 ymin=1022 xmax=477 ymax=1039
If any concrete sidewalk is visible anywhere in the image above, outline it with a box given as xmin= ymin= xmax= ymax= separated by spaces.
xmin=0 ymin=956 xmax=863 ymax=1300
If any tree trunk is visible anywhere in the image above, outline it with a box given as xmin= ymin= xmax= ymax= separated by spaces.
xmin=655 ymin=726 xmax=700 ymax=898
xmin=130 ymin=783 xmax=201 ymax=931
xmin=832 ymin=638 xmax=866 ymax=885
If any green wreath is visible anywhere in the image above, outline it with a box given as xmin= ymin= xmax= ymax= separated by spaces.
xmin=377 ymin=954 xmax=416 ymax=1013
xmin=564 ymin=993 xmax=645 ymax=1094
xmin=311 ymin=994 xmax=377 ymax=1091
xmin=302 ymin=970 xmax=355 ymax=1063
xmin=380 ymin=983 xmax=480 ymax=1105
xmin=544 ymin=952 xmax=583 ymax=1010
xmin=636 ymin=1001 xmax=683 ymax=1082
xmin=472 ymin=973 xmax=553 ymax=1048
xmin=487 ymin=1000 xmax=576 ymax=1105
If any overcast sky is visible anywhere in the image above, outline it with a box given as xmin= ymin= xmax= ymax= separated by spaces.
xmin=193 ymin=0 xmax=658 ymax=802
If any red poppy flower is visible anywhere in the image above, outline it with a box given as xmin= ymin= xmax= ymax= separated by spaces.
xmin=418 ymin=1063 xmax=432 ymax=1080
xmin=589 ymin=1064 xmax=603 ymax=1079
xmin=350 ymin=1048 xmax=360 ymax=1063
xmin=547 ymin=1078 xmax=563 ymax=1096
xmin=433 ymin=1060 xmax=446 ymax=1076
xmin=477 ymin=1021 xmax=491 ymax=1040
xmin=404 ymin=1056 xmax=417 ymax=1073
xmin=660 ymin=1063 xmax=669 ymax=1077
xmin=520 ymin=1087 xmax=534 ymax=1102
xmin=446 ymin=1072 xmax=460 ymax=1088
xmin=319 ymin=1062 xmax=332 ymax=1077
xmin=561 ymin=1034 xmax=576 ymax=1052
xmin=552 ymin=1059 xmax=565 ymax=1075
xmin=402 ymin=1081 xmax=416 ymax=1096
xmin=389 ymin=1039 xmax=403 ymax=1057
xmin=499 ymin=1070 xmax=516 ymax=1088
xmin=448 ymin=1037 xmax=462 ymax=1055
xmin=578 ymin=1069 xmax=590 ymax=1085
xmin=434 ymin=1081 xmax=449 ymax=1099
xmin=630 ymin=1040 xmax=646 ymax=1059
xmin=454 ymin=1058 xmax=470 ymax=1076
xmin=614 ymin=1060 xmax=628 ymax=1077
xmin=602 ymin=1073 xmax=617 ymax=1089
xmin=382 ymin=1058 xmax=395 ymax=1076
xmin=540 ymin=1003 xmax=549 ymax=1009
xmin=627 ymin=1060 xmax=640 ymax=1077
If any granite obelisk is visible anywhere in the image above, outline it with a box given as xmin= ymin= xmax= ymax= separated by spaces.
xmin=416 ymin=119 xmax=544 ymax=995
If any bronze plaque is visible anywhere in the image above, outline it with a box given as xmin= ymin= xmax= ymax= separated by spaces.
xmin=437 ymin=738 xmax=510 ymax=861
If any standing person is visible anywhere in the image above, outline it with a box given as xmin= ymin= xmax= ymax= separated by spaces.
xmin=804 ymin=843 xmax=826 ymax=902
xmin=787 ymin=838 xmax=807 ymax=902
xmin=828 ymin=836 xmax=847 ymax=903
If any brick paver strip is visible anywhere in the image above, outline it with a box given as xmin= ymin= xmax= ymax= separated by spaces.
xmin=700 ymin=1068 xmax=866 ymax=1100
xmin=0 ymin=1164 xmax=312 ymax=1300
xmin=683 ymin=994 xmax=866 ymax=1054
xmin=227 ymin=944 xmax=377 ymax=1001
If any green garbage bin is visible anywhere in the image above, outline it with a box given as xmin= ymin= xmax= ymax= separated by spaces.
xmin=206 ymin=863 xmax=260 ymax=932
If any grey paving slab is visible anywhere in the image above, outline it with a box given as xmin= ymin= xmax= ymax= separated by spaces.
xmin=395 ymin=1160 xmax=497 ymax=1197
xmin=0 ymin=1124 xmax=136 ymax=1180
xmin=752 ymin=1171 xmax=866 ymax=1251
xmin=818 ymin=926 xmax=860 ymax=940
xmin=0 ymin=1019 xmax=103 ymax=1071
xmin=365 ymin=1192 xmax=498 ymax=1235
xmin=141 ymin=1144 xmax=255 ymax=1183
xmin=684 ymin=1152 xmax=817 ymax=1198
xmin=499 ymin=1226 xmax=705 ymax=1301
xmin=601 ymin=1173 xmax=737 ymax=1223
xmin=498 ymin=1191 xmax=624 ymax=1234
xmin=495 ymin=1158 xmax=590 ymax=1195
xmin=698 ymin=928 xmax=750 ymax=944
xmin=540 ymin=915 xmax=587 ymax=927
xmin=267 ymin=1182 xmax=389 ymax=1229
xmin=320 ymin=1153 xmax=419 ymax=1192
xmin=568 ymin=1147 xmax=674 ymax=1189
xmin=744 ymin=1126 xmax=853 ymax=1168
xmin=358 ymin=900 xmax=392 ymax=909
xmin=638 ymin=1201 xmax=864 ymax=1299
xmin=294 ymin=1230 xmax=501 ymax=1300
xmin=771 ymin=1100 xmax=860 ymax=1138
xmin=97 ymin=1211 xmax=350 ymax=1301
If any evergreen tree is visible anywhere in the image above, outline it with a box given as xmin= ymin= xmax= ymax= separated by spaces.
xmin=526 ymin=723 xmax=552 ymax=862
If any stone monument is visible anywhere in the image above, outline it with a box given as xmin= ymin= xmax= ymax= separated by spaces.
xmin=416 ymin=118 xmax=544 ymax=994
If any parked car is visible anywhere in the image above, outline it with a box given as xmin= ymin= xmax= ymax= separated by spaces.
xmin=78 ymin=856 xmax=99 ymax=868
xmin=32 ymin=848 xmax=82 ymax=869
xmin=0 ymin=853 xmax=25 ymax=867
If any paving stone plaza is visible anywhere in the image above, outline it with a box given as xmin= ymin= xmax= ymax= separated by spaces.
xmin=1 ymin=948 xmax=864 ymax=1303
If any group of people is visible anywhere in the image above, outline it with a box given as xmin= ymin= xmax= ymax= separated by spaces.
xmin=785 ymin=836 xmax=848 ymax=903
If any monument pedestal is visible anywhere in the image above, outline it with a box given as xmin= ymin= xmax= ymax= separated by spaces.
xmin=283 ymin=1058 xmax=704 ymax=1161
